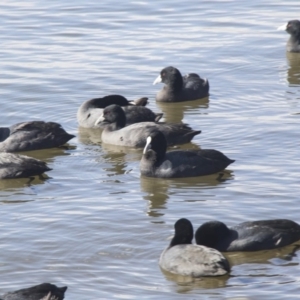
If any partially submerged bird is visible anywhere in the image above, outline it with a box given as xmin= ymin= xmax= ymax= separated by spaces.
xmin=77 ymin=94 xmax=163 ymax=128
xmin=0 ymin=283 xmax=67 ymax=300
xmin=0 ymin=121 xmax=74 ymax=152
xmin=195 ymin=219 xmax=300 ymax=252
xmin=0 ymin=153 xmax=52 ymax=179
xmin=277 ymin=20 xmax=300 ymax=52
xmin=140 ymin=130 xmax=234 ymax=178
xmin=159 ymin=218 xmax=230 ymax=277
xmin=153 ymin=66 xmax=209 ymax=102
xmin=96 ymin=104 xmax=200 ymax=148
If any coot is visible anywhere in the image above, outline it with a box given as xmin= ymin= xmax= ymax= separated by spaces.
xmin=140 ymin=130 xmax=234 ymax=178
xmin=195 ymin=219 xmax=300 ymax=251
xmin=0 ymin=153 xmax=52 ymax=179
xmin=0 ymin=283 xmax=67 ymax=300
xmin=277 ymin=20 xmax=300 ymax=52
xmin=97 ymin=105 xmax=201 ymax=148
xmin=159 ymin=218 xmax=230 ymax=277
xmin=153 ymin=66 xmax=209 ymax=102
xmin=77 ymin=94 xmax=162 ymax=128
xmin=0 ymin=121 xmax=74 ymax=152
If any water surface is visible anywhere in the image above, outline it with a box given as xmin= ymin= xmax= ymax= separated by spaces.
xmin=1 ymin=0 xmax=300 ymax=299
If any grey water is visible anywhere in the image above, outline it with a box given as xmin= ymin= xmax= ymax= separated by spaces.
xmin=1 ymin=0 xmax=300 ymax=299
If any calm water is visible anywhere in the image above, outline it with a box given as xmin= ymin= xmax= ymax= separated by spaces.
xmin=1 ymin=0 xmax=300 ymax=299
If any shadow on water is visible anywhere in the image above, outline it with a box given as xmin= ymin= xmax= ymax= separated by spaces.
xmin=156 ymin=97 xmax=209 ymax=124
xmin=140 ymin=171 xmax=234 ymax=218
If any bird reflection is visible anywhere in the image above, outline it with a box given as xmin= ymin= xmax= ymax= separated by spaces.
xmin=160 ymin=266 xmax=229 ymax=289
xmin=160 ymin=244 xmax=299 ymax=290
xmin=0 ymin=146 xmax=73 ymax=190
xmin=140 ymin=176 xmax=170 ymax=217
xmin=101 ymin=142 xmax=142 ymax=176
xmin=156 ymin=96 xmax=209 ymax=123
xmin=286 ymin=52 xmax=300 ymax=86
xmin=284 ymin=52 xmax=300 ymax=112
xmin=0 ymin=177 xmax=47 ymax=191
xmin=77 ymin=127 xmax=102 ymax=145
xmin=224 ymin=243 xmax=300 ymax=267
xmin=78 ymin=127 xmax=130 ymax=175
xmin=140 ymin=170 xmax=234 ymax=218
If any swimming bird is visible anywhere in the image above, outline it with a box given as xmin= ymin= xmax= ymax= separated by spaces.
xmin=77 ymin=94 xmax=163 ymax=128
xmin=96 ymin=104 xmax=200 ymax=148
xmin=0 ymin=153 xmax=52 ymax=179
xmin=159 ymin=218 xmax=230 ymax=277
xmin=0 ymin=121 xmax=74 ymax=152
xmin=153 ymin=66 xmax=209 ymax=102
xmin=277 ymin=20 xmax=300 ymax=52
xmin=140 ymin=130 xmax=234 ymax=178
xmin=0 ymin=283 xmax=67 ymax=300
xmin=195 ymin=219 xmax=300 ymax=252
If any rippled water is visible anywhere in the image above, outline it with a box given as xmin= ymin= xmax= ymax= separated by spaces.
xmin=1 ymin=0 xmax=300 ymax=299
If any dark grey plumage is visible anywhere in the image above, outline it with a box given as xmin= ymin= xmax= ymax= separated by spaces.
xmin=0 ymin=153 xmax=51 ymax=179
xmin=195 ymin=219 xmax=300 ymax=252
xmin=278 ymin=20 xmax=300 ymax=52
xmin=0 ymin=283 xmax=67 ymax=300
xmin=97 ymin=104 xmax=200 ymax=148
xmin=77 ymin=94 xmax=163 ymax=128
xmin=0 ymin=121 xmax=74 ymax=152
xmin=153 ymin=66 xmax=209 ymax=102
xmin=159 ymin=218 xmax=230 ymax=277
xmin=140 ymin=130 xmax=234 ymax=178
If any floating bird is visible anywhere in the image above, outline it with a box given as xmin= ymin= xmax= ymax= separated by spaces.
xmin=153 ymin=66 xmax=209 ymax=102
xmin=159 ymin=218 xmax=230 ymax=277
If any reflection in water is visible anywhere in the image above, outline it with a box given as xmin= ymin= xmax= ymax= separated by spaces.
xmin=156 ymin=97 xmax=209 ymax=124
xmin=285 ymin=52 xmax=300 ymax=113
xmin=103 ymin=152 xmax=128 ymax=177
xmin=160 ymin=267 xmax=229 ymax=290
xmin=0 ymin=176 xmax=47 ymax=192
xmin=78 ymin=127 xmax=136 ymax=176
xmin=286 ymin=52 xmax=300 ymax=86
xmin=225 ymin=244 xmax=300 ymax=267
xmin=102 ymin=143 xmax=142 ymax=176
xmin=19 ymin=146 xmax=75 ymax=162
xmin=101 ymin=149 xmax=130 ymax=177
xmin=140 ymin=176 xmax=170 ymax=217
xmin=140 ymin=171 xmax=234 ymax=218
xmin=78 ymin=127 xmax=102 ymax=145
xmin=160 ymin=244 xmax=299 ymax=292
xmin=0 ymin=147 xmax=73 ymax=191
